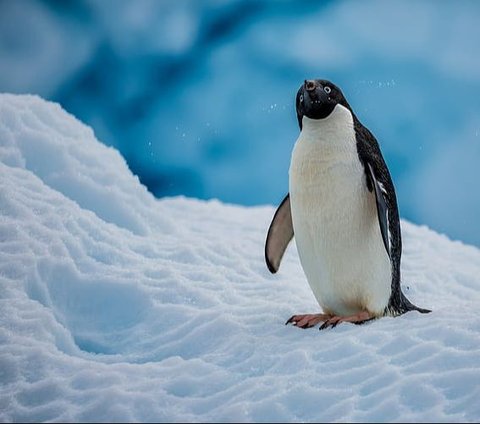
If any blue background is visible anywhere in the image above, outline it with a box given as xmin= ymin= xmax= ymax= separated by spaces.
xmin=1 ymin=0 xmax=479 ymax=246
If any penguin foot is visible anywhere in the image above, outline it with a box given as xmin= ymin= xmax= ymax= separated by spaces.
xmin=319 ymin=311 xmax=375 ymax=330
xmin=285 ymin=313 xmax=332 ymax=329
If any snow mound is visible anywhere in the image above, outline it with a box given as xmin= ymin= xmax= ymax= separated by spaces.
xmin=1 ymin=94 xmax=480 ymax=422
xmin=0 ymin=94 xmax=175 ymax=236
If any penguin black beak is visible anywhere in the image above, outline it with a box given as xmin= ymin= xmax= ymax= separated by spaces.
xmin=302 ymin=80 xmax=325 ymax=107
xmin=304 ymin=80 xmax=316 ymax=92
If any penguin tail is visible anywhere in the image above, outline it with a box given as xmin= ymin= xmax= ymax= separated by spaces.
xmin=386 ymin=291 xmax=431 ymax=316
xmin=400 ymin=292 xmax=431 ymax=314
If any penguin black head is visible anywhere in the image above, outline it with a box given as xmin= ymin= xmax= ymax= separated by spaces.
xmin=296 ymin=79 xmax=352 ymax=130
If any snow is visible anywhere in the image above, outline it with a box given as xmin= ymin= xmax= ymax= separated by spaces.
xmin=1 ymin=94 xmax=480 ymax=422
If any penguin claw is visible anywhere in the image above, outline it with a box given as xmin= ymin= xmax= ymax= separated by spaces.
xmin=285 ymin=316 xmax=296 ymax=325
xmin=319 ymin=321 xmax=330 ymax=331
xmin=319 ymin=318 xmax=339 ymax=330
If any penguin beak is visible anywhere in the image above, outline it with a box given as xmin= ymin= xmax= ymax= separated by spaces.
xmin=305 ymin=80 xmax=316 ymax=92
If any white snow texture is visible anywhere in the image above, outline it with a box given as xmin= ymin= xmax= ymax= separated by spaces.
xmin=1 ymin=94 xmax=480 ymax=422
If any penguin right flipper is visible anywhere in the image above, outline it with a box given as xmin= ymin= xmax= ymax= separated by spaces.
xmin=265 ymin=194 xmax=294 ymax=273
xmin=366 ymin=162 xmax=391 ymax=259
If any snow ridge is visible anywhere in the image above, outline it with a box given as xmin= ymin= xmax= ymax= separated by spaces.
xmin=1 ymin=94 xmax=480 ymax=422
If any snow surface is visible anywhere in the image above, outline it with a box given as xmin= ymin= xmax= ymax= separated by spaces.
xmin=1 ymin=94 xmax=480 ymax=422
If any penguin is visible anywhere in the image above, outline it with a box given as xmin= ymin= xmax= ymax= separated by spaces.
xmin=265 ymin=79 xmax=430 ymax=330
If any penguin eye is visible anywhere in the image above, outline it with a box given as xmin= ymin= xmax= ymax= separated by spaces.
xmin=324 ymin=86 xmax=331 ymax=94
xmin=299 ymin=94 xmax=304 ymax=103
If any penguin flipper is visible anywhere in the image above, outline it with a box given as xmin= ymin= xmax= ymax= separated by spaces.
xmin=265 ymin=194 xmax=294 ymax=273
xmin=366 ymin=163 xmax=391 ymax=259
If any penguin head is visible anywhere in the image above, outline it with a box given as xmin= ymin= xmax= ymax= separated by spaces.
xmin=296 ymin=79 xmax=351 ymax=129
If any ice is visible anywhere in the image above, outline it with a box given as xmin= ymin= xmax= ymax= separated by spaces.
xmin=1 ymin=94 xmax=480 ymax=422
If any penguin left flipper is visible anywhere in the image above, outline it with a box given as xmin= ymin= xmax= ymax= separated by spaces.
xmin=366 ymin=162 xmax=391 ymax=259
xmin=265 ymin=194 xmax=294 ymax=273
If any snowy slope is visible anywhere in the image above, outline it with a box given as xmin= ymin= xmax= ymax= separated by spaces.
xmin=1 ymin=94 xmax=480 ymax=422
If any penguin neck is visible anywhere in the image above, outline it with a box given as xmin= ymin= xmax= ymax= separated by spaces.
xmin=298 ymin=104 xmax=356 ymax=158
xmin=300 ymin=104 xmax=355 ymax=143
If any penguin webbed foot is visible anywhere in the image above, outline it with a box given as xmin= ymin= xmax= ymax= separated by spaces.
xmin=285 ymin=313 xmax=331 ymax=329
xmin=286 ymin=311 xmax=376 ymax=330
xmin=318 ymin=311 xmax=376 ymax=331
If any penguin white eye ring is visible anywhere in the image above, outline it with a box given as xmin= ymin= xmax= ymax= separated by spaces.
xmin=265 ymin=78 xmax=431 ymax=330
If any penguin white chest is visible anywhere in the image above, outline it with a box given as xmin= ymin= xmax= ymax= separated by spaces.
xmin=289 ymin=105 xmax=391 ymax=316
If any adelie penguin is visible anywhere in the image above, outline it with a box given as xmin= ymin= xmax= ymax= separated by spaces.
xmin=265 ymin=79 xmax=431 ymax=329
